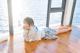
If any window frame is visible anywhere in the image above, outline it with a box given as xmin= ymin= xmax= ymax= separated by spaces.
xmin=69 ymin=0 xmax=76 ymax=26
xmin=7 ymin=0 xmax=14 ymax=35
xmin=46 ymin=0 xmax=66 ymax=27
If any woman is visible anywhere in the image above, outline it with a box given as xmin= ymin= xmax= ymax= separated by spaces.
xmin=23 ymin=17 xmax=43 ymax=42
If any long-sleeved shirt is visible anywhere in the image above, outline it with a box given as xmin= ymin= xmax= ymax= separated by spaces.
xmin=23 ymin=26 xmax=44 ymax=42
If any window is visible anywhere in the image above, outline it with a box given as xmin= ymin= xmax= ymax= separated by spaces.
xmin=73 ymin=0 xmax=80 ymax=26
xmin=22 ymin=0 xmax=48 ymax=30
xmin=0 ymin=0 xmax=66 ymax=36
xmin=0 ymin=0 xmax=9 ymax=41
xmin=9 ymin=0 xmax=66 ymax=35
xmin=49 ymin=12 xmax=62 ymax=28
xmin=51 ymin=0 xmax=62 ymax=8
xmin=12 ymin=0 xmax=48 ymax=34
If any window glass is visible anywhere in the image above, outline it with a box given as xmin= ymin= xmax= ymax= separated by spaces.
xmin=51 ymin=0 xmax=62 ymax=8
xmin=73 ymin=0 xmax=80 ymax=26
xmin=49 ymin=12 xmax=62 ymax=28
xmin=12 ymin=0 xmax=48 ymax=34
xmin=0 ymin=0 xmax=9 ymax=41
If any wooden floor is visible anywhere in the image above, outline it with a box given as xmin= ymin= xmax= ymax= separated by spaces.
xmin=0 ymin=26 xmax=80 ymax=53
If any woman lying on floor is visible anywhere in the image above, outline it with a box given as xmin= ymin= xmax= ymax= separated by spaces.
xmin=23 ymin=17 xmax=57 ymax=42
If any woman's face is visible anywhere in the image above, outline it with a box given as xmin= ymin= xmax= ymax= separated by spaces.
xmin=23 ymin=22 xmax=31 ymax=30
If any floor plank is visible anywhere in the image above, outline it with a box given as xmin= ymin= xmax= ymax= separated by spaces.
xmin=0 ymin=26 xmax=80 ymax=53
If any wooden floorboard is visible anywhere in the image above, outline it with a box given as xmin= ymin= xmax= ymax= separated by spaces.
xmin=0 ymin=26 xmax=80 ymax=53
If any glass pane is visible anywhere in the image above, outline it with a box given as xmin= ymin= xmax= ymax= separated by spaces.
xmin=51 ymin=0 xmax=62 ymax=8
xmin=0 ymin=0 xmax=9 ymax=40
xmin=73 ymin=0 xmax=80 ymax=27
xmin=22 ymin=0 xmax=48 ymax=30
xmin=49 ymin=12 xmax=62 ymax=29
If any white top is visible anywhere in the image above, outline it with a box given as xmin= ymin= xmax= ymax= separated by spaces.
xmin=23 ymin=26 xmax=44 ymax=42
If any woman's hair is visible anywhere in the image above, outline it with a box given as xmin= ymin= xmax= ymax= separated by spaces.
xmin=24 ymin=17 xmax=34 ymax=26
